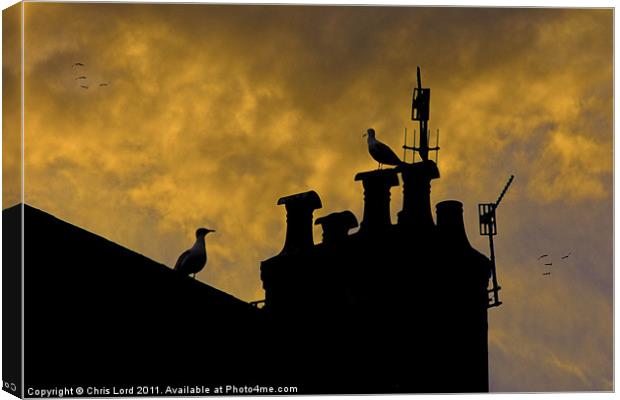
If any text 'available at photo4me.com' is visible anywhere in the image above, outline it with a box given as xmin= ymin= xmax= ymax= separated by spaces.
xmin=25 ymin=385 xmax=300 ymax=397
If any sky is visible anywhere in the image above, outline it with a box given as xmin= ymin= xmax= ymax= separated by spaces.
xmin=2 ymin=3 xmax=613 ymax=392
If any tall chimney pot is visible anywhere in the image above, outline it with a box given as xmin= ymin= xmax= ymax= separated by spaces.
xmin=354 ymin=169 xmax=400 ymax=233
xmin=277 ymin=190 xmax=322 ymax=254
xmin=436 ymin=200 xmax=471 ymax=249
xmin=398 ymin=160 xmax=440 ymax=230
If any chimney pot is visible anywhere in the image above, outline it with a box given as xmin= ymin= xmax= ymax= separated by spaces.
xmin=397 ymin=160 xmax=440 ymax=230
xmin=277 ymin=190 xmax=322 ymax=254
xmin=436 ymin=200 xmax=471 ymax=248
xmin=354 ymin=169 xmax=400 ymax=233
xmin=315 ymin=211 xmax=358 ymax=244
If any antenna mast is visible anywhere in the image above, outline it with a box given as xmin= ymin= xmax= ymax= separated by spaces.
xmin=403 ymin=66 xmax=439 ymax=163
xmin=478 ymin=175 xmax=514 ymax=308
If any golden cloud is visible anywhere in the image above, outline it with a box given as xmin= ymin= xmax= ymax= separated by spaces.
xmin=4 ymin=4 xmax=612 ymax=391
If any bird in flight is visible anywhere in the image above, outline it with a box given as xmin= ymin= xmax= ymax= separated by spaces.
xmin=544 ymin=262 xmax=552 ymax=266
xmin=542 ymin=272 xmax=551 ymax=276
xmin=561 ymin=252 xmax=571 ymax=259
xmin=363 ymin=128 xmax=404 ymax=169
xmin=99 ymin=83 xmax=109 ymax=87
xmin=537 ymin=254 xmax=548 ymax=260
xmin=174 ymin=227 xmax=216 ymax=279
xmin=80 ymin=85 xmax=88 ymax=89
xmin=73 ymin=62 xmax=84 ymax=67
xmin=75 ymin=76 xmax=87 ymax=80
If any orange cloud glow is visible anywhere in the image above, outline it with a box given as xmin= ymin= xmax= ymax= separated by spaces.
xmin=3 ymin=4 xmax=612 ymax=391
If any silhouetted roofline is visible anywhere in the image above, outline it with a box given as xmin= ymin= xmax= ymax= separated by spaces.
xmin=5 ymin=203 xmax=252 ymax=309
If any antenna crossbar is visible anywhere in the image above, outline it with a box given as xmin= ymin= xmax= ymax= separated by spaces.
xmin=495 ymin=175 xmax=514 ymax=208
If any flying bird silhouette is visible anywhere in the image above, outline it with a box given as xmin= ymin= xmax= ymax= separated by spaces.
xmin=99 ymin=83 xmax=109 ymax=87
xmin=561 ymin=252 xmax=571 ymax=259
xmin=174 ymin=227 xmax=215 ymax=279
xmin=537 ymin=254 xmax=548 ymax=260
xmin=363 ymin=128 xmax=403 ymax=169
xmin=75 ymin=76 xmax=87 ymax=80
xmin=80 ymin=85 xmax=88 ymax=89
xmin=73 ymin=62 xmax=84 ymax=67
xmin=542 ymin=272 xmax=551 ymax=276
xmin=544 ymin=262 xmax=552 ymax=266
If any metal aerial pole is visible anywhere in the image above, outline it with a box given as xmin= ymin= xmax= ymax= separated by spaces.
xmin=403 ymin=66 xmax=439 ymax=164
xmin=478 ymin=175 xmax=514 ymax=308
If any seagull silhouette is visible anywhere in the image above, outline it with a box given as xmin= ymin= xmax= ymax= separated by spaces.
xmin=75 ymin=76 xmax=87 ymax=80
xmin=561 ymin=252 xmax=571 ymax=259
xmin=363 ymin=128 xmax=403 ymax=169
xmin=544 ymin=262 xmax=552 ymax=266
xmin=542 ymin=272 xmax=551 ymax=276
xmin=80 ymin=85 xmax=88 ymax=89
xmin=174 ymin=227 xmax=215 ymax=279
xmin=537 ymin=254 xmax=548 ymax=260
xmin=99 ymin=83 xmax=109 ymax=87
xmin=73 ymin=62 xmax=84 ymax=67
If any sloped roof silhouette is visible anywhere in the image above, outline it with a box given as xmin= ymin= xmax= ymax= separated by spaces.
xmin=6 ymin=204 xmax=262 ymax=387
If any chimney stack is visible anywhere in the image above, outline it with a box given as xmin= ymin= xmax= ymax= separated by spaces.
xmin=315 ymin=211 xmax=358 ymax=245
xmin=354 ymin=169 xmax=400 ymax=233
xmin=277 ymin=190 xmax=322 ymax=254
xmin=397 ymin=160 xmax=440 ymax=231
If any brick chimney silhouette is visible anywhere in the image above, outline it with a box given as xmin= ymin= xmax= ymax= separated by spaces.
xmin=277 ymin=190 xmax=322 ymax=254
xmin=354 ymin=169 xmax=400 ymax=233
xmin=397 ymin=160 xmax=440 ymax=230
xmin=315 ymin=211 xmax=358 ymax=244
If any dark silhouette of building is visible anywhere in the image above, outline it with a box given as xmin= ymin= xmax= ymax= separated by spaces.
xmin=261 ymin=159 xmax=492 ymax=393
xmin=3 ymin=204 xmax=269 ymax=392
xmin=4 ymin=155 xmax=492 ymax=394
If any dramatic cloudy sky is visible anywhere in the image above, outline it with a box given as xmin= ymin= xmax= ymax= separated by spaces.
xmin=3 ymin=3 xmax=612 ymax=392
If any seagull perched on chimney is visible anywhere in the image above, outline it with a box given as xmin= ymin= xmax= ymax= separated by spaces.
xmin=174 ymin=227 xmax=215 ymax=279
xmin=363 ymin=128 xmax=404 ymax=169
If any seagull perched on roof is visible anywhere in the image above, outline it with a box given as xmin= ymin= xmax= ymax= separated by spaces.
xmin=174 ymin=227 xmax=215 ymax=279
xmin=363 ymin=128 xmax=404 ymax=169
